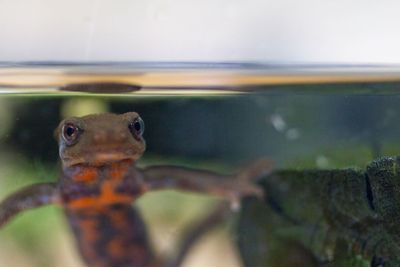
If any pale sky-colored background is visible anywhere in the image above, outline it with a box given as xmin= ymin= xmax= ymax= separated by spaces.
xmin=0 ymin=0 xmax=399 ymax=63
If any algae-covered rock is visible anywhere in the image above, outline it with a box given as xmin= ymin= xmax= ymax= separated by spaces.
xmin=237 ymin=156 xmax=400 ymax=267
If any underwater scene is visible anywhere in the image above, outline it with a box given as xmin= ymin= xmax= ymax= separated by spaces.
xmin=1 ymin=64 xmax=400 ymax=267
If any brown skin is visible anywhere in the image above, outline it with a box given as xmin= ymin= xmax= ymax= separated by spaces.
xmin=0 ymin=112 xmax=272 ymax=267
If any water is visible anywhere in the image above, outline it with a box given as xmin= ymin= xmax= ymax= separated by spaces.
xmin=1 ymin=63 xmax=400 ymax=267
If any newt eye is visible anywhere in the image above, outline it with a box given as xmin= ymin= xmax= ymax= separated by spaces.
xmin=62 ymin=123 xmax=80 ymax=145
xmin=129 ymin=117 xmax=145 ymax=139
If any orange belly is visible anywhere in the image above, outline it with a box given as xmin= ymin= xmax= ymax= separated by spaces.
xmin=65 ymin=204 xmax=155 ymax=267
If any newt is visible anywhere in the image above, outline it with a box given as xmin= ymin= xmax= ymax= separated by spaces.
xmin=0 ymin=112 xmax=272 ymax=267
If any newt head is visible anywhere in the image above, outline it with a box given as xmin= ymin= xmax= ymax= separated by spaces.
xmin=55 ymin=112 xmax=146 ymax=168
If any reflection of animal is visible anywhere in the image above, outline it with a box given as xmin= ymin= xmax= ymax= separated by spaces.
xmin=0 ymin=112 xmax=271 ymax=267
xmin=239 ymin=157 xmax=400 ymax=267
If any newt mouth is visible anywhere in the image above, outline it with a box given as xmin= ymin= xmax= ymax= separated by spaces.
xmin=62 ymin=151 xmax=140 ymax=167
xmin=90 ymin=152 xmax=137 ymax=163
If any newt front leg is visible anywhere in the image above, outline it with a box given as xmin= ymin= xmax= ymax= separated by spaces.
xmin=141 ymin=159 xmax=272 ymax=207
xmin=0 ymin=183 xmax=59 ymax=228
